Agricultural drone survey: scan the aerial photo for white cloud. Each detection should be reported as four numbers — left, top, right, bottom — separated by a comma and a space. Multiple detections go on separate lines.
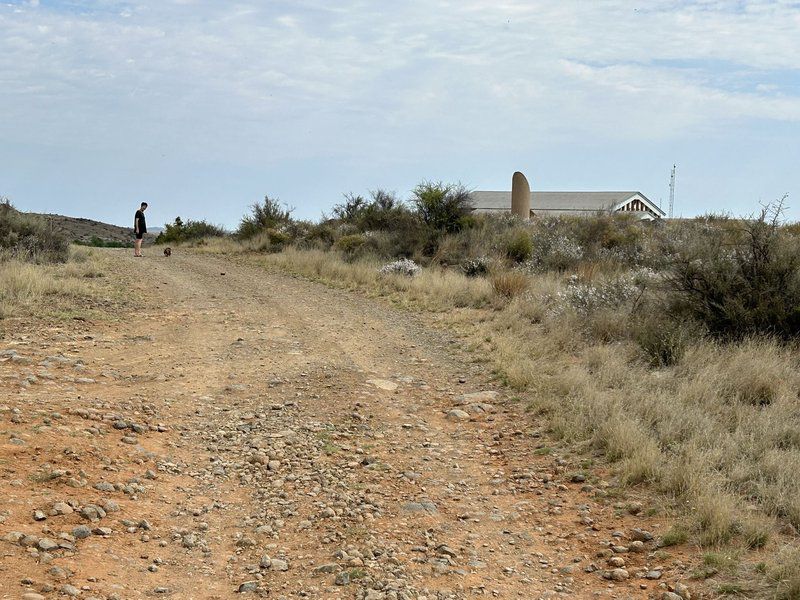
1, 0, 799, 165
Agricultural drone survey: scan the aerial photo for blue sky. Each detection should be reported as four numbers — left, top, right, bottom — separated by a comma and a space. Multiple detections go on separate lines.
1, 0, 799, 229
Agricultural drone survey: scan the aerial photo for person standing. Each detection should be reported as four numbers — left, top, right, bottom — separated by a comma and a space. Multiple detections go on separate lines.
134, 202, 148, 257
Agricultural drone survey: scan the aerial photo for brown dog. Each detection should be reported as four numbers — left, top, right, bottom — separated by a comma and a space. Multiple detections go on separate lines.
163, 247, 172, 257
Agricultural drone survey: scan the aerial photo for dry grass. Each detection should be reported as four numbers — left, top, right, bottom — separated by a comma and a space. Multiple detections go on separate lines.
490, 270, 529, 299
0, 246, 105, 319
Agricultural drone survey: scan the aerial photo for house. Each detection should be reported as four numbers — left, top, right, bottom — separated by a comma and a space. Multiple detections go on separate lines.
469, 190, 665, 221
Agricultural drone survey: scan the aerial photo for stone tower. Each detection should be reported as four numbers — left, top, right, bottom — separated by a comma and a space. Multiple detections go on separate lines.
511, 171, 531, 219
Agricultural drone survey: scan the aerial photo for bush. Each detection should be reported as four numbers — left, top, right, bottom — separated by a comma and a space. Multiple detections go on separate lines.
0, 199, 69, 263
665, 201, 800, 341
491, 271, 529, 299
503, 229, 533, 263
524, 220, 584, 272
335, 234, 367, 258
411, 182, 473, 233
378, 258, 421, 277
634, 311, 696, 367
74, 236, 131, 248
331, 193, 368, 223
461, 256, 491, 278
155, 216, 227, 244
238, 196, 293, 239
558, 274, 641, 315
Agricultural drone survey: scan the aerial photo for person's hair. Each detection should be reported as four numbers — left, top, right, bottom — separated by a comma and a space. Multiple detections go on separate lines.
141, 202, 148, 208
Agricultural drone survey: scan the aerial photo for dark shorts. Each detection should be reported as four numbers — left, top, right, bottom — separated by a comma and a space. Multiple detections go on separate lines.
135, 232, 144, 240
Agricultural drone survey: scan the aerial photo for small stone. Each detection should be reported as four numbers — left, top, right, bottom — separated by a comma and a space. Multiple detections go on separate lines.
662, 594, 683, 600
605, 568, 629, 581
608, 556, 625, 568
23, 594, 46, 600
238, 581, 258, 593
52, 502, 74, 516
270, 558, 288, 571
314, 564, 339, 574
630, 528, 654, 542
335, 571, 350, 586
61, 584, 81, 597
48, 566, 69, 580
38, 538, 59, 551
121, 436, 138, 445
646, 570, 663, 580
94, 482, 115, 492
73, 525, 92, 540
446, 409, 470, 422
672, 582, 691, 600
259, 555, 271, 569
33, 510, 47, 521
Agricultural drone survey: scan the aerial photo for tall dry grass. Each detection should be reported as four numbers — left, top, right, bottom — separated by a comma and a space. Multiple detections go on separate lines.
0, 246, 105, 319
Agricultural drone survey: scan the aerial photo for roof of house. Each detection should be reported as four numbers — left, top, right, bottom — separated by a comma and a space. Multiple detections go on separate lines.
469, 191, 665, 216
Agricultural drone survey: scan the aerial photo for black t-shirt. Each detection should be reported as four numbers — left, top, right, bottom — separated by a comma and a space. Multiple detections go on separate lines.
134, 210, 147, 233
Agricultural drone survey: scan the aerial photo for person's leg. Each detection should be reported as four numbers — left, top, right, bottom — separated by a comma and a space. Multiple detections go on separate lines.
134, 239, 142, 256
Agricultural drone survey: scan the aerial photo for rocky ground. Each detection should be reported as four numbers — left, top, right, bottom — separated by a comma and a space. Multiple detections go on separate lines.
1, 251, 701, 599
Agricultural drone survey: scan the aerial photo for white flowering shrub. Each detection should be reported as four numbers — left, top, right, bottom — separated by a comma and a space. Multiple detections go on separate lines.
520, 223, 584, 272
558, 274, 643, 315
461, 256, 491, 277
378, 258, 421, 277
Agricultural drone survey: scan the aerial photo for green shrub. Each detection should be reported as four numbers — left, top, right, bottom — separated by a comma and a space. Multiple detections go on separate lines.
74, 236, 131, 248
503, 229, 533, 263
331, 193, 367, 223
238, 195, 293, 239
155, 216, 227, 244
665, 201, 800, 341
0, 199, 69, 263
411, 182, 473, 233
634, 310, 696, 367
335, 234, 367, 257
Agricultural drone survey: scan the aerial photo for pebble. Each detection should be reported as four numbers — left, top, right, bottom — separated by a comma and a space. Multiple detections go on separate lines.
445, 409, 470, 422
61, 584, 81, 596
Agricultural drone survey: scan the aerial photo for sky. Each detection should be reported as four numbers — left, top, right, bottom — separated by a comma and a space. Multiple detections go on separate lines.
1, 0, 800, 229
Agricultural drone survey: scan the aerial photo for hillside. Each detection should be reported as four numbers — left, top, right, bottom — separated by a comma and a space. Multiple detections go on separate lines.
33, 212, 156, 246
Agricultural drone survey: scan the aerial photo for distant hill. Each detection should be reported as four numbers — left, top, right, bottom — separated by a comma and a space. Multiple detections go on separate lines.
32, 213, 156, 246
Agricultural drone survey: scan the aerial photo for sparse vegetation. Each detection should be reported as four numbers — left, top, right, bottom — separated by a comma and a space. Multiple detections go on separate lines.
155, 216, 226, 244
0, 199, 70, 263
237, 195, 294, 239
0, 246, 106, 320
135, 186, 800, 596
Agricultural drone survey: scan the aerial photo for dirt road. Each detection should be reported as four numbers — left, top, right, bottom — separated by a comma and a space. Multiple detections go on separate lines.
1, 251, 691, 599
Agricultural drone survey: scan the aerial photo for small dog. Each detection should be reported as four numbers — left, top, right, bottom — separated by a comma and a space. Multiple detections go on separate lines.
163, 247, 172, 257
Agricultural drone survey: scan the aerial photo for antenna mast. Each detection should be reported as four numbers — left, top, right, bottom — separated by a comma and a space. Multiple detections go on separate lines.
668, 164, 676, 219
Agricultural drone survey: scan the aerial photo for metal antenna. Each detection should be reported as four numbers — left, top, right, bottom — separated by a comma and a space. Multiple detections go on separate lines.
668, 164, 676, 219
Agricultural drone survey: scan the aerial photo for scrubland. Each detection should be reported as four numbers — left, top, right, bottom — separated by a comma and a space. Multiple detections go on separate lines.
172, 188, 800, 597
1, 201, 107, 321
